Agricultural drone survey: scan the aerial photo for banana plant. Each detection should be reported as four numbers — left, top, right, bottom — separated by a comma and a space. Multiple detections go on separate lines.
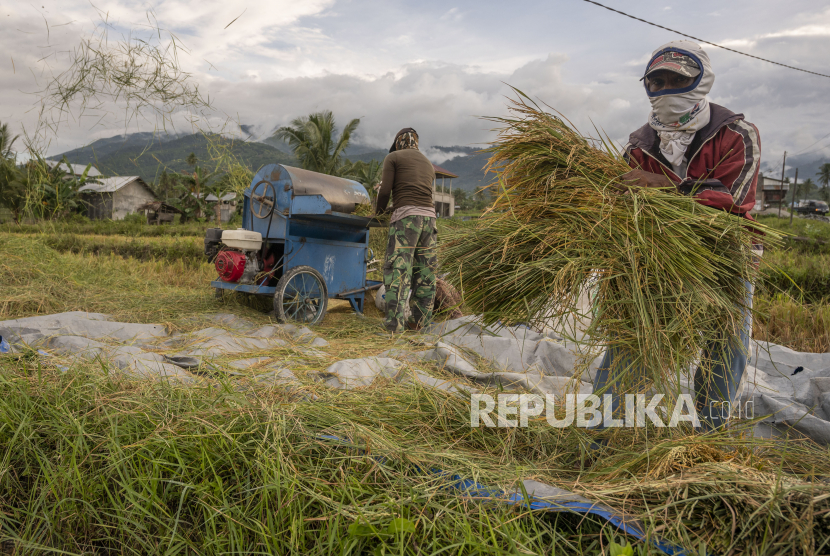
0, 158, 27, 223
30, 155, 93, 219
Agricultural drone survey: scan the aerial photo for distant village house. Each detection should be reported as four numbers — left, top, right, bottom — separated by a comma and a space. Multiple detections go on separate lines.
433, 164, 457, 218
207, 192, 238, 223
79, 176, 157, 220
754, 173, 789, 210
137, 201, 183, 225
192, 192, 238, 223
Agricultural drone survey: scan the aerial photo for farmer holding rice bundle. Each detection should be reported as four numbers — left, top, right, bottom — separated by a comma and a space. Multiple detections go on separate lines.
375, 128, 438, 333
595, 40, 762, 430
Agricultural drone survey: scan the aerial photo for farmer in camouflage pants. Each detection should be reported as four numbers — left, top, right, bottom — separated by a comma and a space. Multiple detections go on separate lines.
375, 128, 438, 333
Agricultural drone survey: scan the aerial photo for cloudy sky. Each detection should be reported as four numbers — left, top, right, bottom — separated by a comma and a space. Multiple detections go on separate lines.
1, 0, 828, 168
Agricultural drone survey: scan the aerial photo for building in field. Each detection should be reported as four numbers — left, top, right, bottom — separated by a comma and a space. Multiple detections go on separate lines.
191, 192, 239, 222
432, 164, 457, 217
137, 201, 184, 225
755, 173, 789, 210
79, 176, 157, 220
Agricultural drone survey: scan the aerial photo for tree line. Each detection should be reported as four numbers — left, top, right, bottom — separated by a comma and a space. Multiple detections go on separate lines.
787, 164, 830, 204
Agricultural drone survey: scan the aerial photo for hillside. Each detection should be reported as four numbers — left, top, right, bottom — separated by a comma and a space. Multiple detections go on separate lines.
53, 131, 183, 164
53, 132, 493, 191
431, 146, 493, 192
53, 133, 296, 183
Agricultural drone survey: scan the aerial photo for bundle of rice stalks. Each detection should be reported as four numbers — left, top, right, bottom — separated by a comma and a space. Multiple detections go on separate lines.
442, 92, 781, 390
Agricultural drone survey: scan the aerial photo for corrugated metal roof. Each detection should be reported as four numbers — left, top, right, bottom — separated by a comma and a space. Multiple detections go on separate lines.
206, 192, 237, 202
760, 175, 790, 191
193, 192, 238, 202
45, 159, 102, 177
79, 176, 144, 193
432, 163, 458, 179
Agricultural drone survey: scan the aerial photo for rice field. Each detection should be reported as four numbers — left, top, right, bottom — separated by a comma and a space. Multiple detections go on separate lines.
0, 217, 219, 238
1, 222, 830, 555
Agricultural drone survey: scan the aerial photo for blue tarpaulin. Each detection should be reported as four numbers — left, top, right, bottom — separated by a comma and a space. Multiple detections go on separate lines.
316, 434, 690, 555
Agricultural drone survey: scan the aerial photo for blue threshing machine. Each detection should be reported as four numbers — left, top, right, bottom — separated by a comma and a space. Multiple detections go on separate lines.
204, 164, 383, 325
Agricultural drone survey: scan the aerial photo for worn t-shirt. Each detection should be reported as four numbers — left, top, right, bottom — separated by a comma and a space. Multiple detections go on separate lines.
376, 148, 435, 213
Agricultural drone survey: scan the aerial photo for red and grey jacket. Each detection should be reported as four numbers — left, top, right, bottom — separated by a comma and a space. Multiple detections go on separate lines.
624, 103, 761, 219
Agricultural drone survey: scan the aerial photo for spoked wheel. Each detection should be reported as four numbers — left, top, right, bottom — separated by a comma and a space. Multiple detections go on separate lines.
273, 266, 328, 325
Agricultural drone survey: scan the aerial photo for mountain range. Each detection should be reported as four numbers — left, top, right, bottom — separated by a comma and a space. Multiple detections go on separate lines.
51, 132, 295, 183
51, 130, 829, 193
51, 133, 493, 191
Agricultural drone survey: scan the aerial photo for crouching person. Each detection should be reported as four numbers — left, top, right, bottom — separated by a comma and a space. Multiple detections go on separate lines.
375, 128, 438, 333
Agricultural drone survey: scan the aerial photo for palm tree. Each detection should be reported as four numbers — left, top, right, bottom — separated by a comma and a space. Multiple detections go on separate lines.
274, 111, 360, 176
186, 152, 198, 167
816, 164, 830, 203
0, 122, 19, 160
344, 159, 382, 189
799, 178, 817, 199
341, 159, 383, 208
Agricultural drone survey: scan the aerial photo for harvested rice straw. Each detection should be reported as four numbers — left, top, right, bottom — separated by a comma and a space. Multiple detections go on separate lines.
441, 91, 781, 394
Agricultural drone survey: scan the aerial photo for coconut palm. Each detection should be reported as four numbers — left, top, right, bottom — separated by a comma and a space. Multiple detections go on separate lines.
0, 122, 19, 160
274, 111, 360, 176
344, 159, 382, 189
799, 178, 817, 199
817, 163, 830, 188
816, 164, 830, 203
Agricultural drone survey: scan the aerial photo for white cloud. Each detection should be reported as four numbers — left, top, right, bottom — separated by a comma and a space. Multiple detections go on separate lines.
719, 8, 830, 48
423, 149, 469, 164
0, 0, 828, 167
610, 99, 631, 111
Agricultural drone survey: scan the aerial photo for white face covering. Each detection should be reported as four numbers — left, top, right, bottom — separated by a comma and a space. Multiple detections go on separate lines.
645, 41, 715, 169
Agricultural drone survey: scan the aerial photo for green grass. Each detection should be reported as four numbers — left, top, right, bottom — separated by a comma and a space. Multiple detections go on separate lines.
0, 234, 214, 323
755, 215, 830, 255
7, 217, 830, 352
2, 342, 829, 554
756, 214, 830, 243
1, 360, 612, 555
760, 249, 830, 302
0, 218, 212, 238
34, 233, 206, 267
2, 231, 830, 555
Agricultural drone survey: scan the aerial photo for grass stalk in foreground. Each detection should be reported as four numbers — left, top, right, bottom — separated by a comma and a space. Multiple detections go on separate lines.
0, 357, 828, 555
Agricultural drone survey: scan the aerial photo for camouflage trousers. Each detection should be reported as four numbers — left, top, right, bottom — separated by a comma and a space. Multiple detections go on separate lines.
383, 215, 437, 333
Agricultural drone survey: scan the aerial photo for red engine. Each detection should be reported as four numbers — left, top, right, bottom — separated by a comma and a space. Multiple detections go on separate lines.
215, 251, 246, 282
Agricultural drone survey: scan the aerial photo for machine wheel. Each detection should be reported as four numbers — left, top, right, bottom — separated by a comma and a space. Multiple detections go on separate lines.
250, 179, 276, 220
273, 266, 328, 325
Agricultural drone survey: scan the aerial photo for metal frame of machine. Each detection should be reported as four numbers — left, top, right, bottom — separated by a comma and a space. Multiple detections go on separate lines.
205, 164, 382, 324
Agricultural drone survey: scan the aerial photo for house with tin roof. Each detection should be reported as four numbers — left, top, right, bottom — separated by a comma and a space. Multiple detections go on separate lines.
433, 163, 458, 217
78, 176, 157, 220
